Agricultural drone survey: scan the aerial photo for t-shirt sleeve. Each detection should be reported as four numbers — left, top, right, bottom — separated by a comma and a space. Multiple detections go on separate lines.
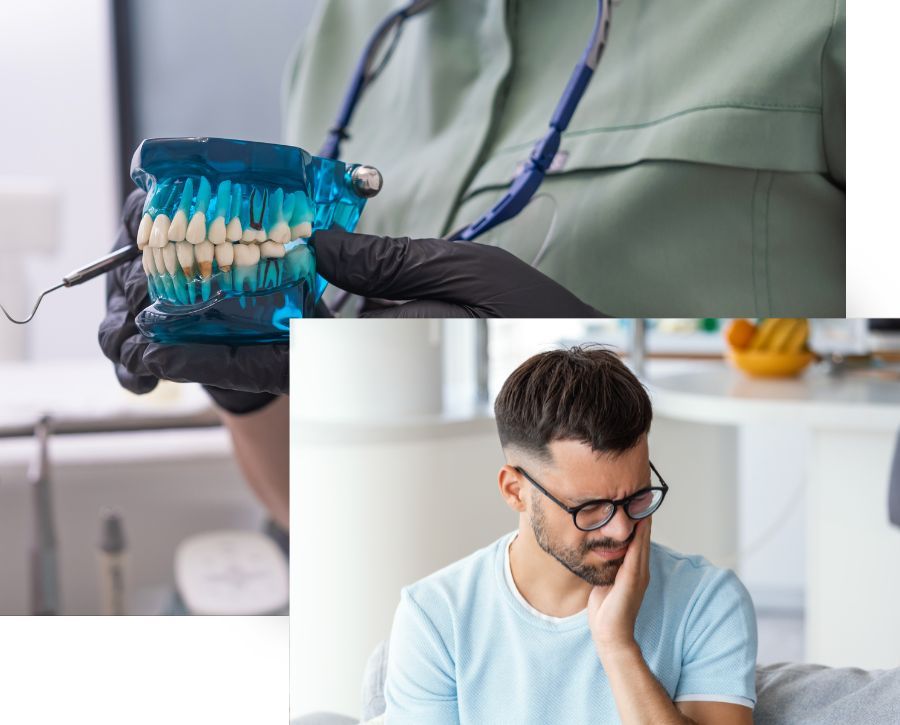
384, 589, 460, 725
674, 569, 758, 708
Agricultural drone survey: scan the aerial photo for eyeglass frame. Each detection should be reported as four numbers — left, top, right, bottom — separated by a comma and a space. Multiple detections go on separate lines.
514, 460, 669, 532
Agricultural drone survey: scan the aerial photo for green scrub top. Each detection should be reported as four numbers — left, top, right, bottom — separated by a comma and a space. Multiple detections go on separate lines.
283, 0, 845, 317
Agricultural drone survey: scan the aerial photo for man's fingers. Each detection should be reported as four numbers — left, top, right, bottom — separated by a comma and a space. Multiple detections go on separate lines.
636, 518, 651, 581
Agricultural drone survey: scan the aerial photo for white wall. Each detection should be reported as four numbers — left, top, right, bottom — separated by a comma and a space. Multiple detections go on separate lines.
737, 425, 807, 610
0, 0, 120, 361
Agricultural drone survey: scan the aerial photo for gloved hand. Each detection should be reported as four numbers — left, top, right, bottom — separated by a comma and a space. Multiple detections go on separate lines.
97, 189, 287, 411
311, 228, 605, 318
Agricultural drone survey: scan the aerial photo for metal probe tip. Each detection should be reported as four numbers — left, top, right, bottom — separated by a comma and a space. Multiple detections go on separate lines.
0, 282, 66, 325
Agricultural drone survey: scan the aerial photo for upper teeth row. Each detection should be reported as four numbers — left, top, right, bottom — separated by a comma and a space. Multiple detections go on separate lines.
135, 178, 315, 251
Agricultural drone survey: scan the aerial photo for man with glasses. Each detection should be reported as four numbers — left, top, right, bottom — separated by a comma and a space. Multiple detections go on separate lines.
384, 346, 756, 724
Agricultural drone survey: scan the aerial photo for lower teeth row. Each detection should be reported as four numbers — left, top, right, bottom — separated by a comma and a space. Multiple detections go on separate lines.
143, 242, 314, 305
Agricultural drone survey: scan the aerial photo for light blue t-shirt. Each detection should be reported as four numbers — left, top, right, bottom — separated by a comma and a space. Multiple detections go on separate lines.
385, 533, 757, 724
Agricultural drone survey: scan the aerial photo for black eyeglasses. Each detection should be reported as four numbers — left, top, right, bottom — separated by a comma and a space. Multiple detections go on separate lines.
515, 461, 669, 532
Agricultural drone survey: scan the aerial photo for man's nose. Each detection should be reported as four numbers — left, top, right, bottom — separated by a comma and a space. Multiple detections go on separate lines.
602, 505, 635, 544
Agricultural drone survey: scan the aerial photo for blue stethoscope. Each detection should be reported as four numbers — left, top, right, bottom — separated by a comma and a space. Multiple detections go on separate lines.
320, 0, 613, 243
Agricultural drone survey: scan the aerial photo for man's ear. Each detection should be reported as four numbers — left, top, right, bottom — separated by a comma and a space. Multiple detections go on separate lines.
498, 465, 528, 513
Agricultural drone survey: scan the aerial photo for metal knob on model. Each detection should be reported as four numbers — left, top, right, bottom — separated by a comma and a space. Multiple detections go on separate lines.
350, 165, 383, 198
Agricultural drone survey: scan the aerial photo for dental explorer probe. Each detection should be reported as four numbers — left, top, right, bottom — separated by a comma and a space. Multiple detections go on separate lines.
0, 243, 140, 325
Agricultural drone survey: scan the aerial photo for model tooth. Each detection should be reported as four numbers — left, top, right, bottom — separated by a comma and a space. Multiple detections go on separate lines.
284, 244, 313, 282
161, 242, 178, 276
260, 241, 285, 258
226, 216, 243, 242
233, 242, 260, 293
214, 241, 234, 271
233, 241, 260, 267
241, 186, 269, 243
167, 178, 193, 241
263, 188, 286, 242
186, 176, 212, 244
207, 181, 231, 244
239, 227, 267, 243
136, 213, 153, 249
141, 246, 156, 275
167, 209, 187, 242
176, 241, 195, 278
281, 192, 296, 225
268, 221, 291, 245
225, 183, 243, 242
257, 257, 278, 289
290, 221, 312, 239
194, 240, 214, 279
208, 217, 226, 244
149, 214, 172, 248
152, 247, 165, 277
289, 190, 314, 238
186, 211, 207, 244
159, 274, 176, 301
145, 180, 172, 216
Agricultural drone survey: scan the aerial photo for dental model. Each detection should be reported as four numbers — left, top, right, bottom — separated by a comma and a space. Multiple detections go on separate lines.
129, 136, 380, 344
139, 177, 318, 307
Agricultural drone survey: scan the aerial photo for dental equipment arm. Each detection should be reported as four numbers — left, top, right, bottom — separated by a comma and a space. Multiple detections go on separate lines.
312, 229, 605, 318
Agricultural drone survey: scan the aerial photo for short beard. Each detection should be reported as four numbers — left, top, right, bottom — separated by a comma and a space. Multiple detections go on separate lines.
530, 495, 632, 587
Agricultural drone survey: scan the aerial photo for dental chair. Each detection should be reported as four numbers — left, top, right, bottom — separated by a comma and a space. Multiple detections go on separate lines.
292, 638, 900, 725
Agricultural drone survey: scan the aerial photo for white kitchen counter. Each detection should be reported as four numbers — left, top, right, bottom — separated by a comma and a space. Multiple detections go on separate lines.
647, 364, 900, 430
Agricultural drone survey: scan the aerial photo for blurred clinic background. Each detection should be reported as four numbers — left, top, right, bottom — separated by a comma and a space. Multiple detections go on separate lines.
292, 318, 900, 720
0, 0, 314, 614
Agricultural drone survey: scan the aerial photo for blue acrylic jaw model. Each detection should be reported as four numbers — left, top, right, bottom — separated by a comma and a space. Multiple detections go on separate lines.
130, 137, 379, 344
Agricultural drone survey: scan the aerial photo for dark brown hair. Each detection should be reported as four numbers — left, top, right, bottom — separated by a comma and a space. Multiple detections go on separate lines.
494, 345, 652, 460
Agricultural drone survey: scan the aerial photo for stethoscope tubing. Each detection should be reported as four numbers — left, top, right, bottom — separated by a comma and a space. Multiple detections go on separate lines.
322, 0, 611, 245
321, 0, 611, 313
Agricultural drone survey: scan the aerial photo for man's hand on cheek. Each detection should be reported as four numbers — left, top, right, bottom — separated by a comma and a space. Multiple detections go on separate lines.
587, 517, 652, 659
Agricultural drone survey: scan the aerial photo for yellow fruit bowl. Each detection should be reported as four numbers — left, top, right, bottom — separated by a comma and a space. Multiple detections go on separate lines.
727, 348, 816, 378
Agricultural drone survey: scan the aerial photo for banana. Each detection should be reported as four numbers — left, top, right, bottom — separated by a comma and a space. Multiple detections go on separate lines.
748, 318, 782, 351
781, 319, 809, 354
767, 319, 800, 353
748, 318, 809, 353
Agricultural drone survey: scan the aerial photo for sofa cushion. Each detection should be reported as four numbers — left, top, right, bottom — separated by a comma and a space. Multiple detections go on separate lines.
360, 639, 900, 723
754, 662, 900, 725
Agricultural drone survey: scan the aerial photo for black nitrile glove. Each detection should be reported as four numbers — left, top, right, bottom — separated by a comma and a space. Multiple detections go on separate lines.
97, 189, 287, 411
311, 228, 605, 318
